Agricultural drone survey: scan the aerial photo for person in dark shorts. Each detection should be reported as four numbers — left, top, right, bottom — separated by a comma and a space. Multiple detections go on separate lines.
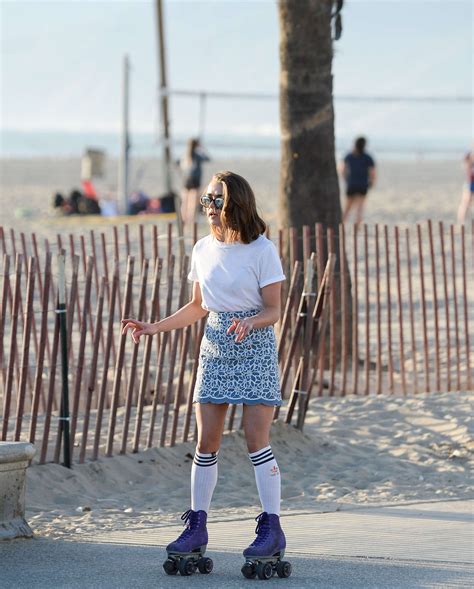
341, 137, 376, 225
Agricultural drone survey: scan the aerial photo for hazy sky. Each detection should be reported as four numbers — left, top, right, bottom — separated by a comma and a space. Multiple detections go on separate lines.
1, 0, 472, 144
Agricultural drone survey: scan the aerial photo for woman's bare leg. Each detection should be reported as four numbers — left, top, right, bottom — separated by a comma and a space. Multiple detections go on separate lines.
195, 402, 229, 453
457, 187, 473, 224
241, 404, 274, 452
354, 196, 366, 225
343, 197, 355, 222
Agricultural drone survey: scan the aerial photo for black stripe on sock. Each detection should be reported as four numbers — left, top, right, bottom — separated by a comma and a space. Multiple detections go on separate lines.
249, 447, 272, 461
194, 452, 218, 467
194, 458, 217, 467
194, 451, 217, 459
250, 450, 273, 465
252, 455, 275, 467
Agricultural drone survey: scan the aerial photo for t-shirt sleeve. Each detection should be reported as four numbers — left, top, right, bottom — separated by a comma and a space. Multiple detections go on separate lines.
188, 244, 199, 282
258, 242, 286, 288
367, 154, 375, 167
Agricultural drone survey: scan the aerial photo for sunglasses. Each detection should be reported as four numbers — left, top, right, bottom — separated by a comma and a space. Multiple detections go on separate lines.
200, 194, 224, 209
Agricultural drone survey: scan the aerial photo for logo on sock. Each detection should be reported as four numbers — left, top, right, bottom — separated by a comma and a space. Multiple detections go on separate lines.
270, 465, 279, 476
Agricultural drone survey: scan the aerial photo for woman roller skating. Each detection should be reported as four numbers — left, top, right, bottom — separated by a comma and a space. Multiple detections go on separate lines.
122, 171, 291, 580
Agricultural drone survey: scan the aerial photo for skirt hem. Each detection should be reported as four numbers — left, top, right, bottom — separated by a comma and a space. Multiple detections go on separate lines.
194, 397, 282, 407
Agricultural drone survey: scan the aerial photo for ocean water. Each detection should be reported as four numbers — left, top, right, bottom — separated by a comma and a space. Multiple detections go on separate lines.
0, 129, 467, 161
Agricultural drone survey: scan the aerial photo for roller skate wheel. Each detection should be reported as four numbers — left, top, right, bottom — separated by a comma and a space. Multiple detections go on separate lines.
197, 556, 213, 574
163, 558, 178, 575
178, 557, 196, 576
257, 561, 273, 580
276, 560, 292, 578
241, 561, 257, 579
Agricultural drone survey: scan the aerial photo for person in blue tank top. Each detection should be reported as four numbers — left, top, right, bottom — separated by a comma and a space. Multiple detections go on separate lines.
341, 136, 376, 225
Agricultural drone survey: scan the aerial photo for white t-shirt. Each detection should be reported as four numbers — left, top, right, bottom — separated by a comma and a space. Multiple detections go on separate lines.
188, 234, 286, 312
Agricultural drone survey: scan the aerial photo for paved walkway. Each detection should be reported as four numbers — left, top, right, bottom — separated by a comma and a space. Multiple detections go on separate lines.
1, 500, 472, 588
83, 499, 473, 564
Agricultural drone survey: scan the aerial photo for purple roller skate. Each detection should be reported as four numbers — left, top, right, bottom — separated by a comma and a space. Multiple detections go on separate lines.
163, 509, 213, 576
241, 512, 292, 580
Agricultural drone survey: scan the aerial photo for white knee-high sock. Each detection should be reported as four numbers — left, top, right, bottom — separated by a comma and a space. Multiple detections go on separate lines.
191, 450, 218, 513
249, 445, 281, 515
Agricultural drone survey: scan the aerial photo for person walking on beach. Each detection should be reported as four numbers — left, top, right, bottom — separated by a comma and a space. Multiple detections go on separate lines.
179, 138, 210, 227
457, 149, 473, 223
122, 171, 289, 578
341, 136, 376, 225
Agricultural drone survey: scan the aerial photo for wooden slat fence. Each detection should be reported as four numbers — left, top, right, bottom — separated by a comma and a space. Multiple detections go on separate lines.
0, 220, 472, 464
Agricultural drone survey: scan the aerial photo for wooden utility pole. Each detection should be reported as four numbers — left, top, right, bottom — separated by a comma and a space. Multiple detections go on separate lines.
155, 0, 184, 255
118, 54, 130, 215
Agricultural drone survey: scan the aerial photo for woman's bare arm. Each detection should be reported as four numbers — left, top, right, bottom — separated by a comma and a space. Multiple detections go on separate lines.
153, 281, 208, 333
122, 281, 207, 343
338, 160, 347, 177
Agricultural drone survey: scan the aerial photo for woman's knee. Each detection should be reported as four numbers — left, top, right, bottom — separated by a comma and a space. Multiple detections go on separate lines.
245, 436, 270, 454
196, 437, 221, 454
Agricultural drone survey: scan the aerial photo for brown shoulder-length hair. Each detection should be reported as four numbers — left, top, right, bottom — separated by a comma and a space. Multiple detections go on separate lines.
210, 171, 266, 244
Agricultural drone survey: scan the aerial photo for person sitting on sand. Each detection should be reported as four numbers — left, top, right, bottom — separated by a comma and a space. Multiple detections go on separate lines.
52, 188, 101, 216
80, 180, 101, 215
51, 189, 83, 215
341, 136, 376, 225
127, 191, 149, 215
52, 192, 71, 215
122, 171, 290, 577
68, 189, 83, 214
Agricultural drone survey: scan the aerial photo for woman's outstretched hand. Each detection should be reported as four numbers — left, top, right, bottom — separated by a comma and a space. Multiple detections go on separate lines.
227, 317, 254, 343
121, 318, 158, 344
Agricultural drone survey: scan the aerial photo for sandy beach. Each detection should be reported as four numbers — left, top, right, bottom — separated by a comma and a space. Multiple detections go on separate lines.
0, 156, 468, 234
25, 391, 472, 540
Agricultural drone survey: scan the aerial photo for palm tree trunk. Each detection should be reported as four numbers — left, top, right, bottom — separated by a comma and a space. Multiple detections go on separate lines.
278, 0, 341, 233
278, 0, 352, 371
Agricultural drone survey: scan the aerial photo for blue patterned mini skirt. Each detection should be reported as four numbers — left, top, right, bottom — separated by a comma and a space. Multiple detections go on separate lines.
194, 310, 282, 406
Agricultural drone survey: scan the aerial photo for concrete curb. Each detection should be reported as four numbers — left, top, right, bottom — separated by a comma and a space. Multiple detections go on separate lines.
0, 442, 36, 540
